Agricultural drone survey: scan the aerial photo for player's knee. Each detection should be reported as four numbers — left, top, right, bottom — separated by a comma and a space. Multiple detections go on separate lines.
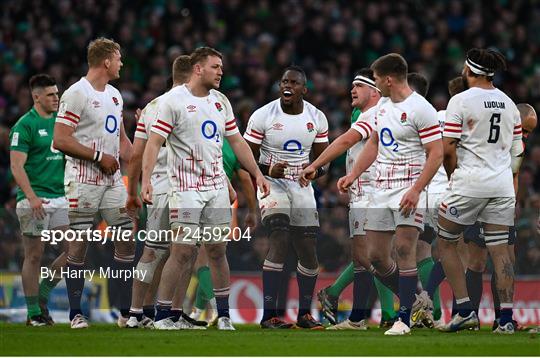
205, 243, 227, 261
395, 240, 414, 260
437, 224, 461, 243
136, 248, 167, 284
468, 258, 486, 273
24, 252, 42, 266
264, 214, 290, 236
170, 244, 197, 265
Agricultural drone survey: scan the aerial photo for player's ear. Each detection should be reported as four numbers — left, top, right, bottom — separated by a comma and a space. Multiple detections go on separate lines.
302, 86, 307, 95
104, 58, 110, 69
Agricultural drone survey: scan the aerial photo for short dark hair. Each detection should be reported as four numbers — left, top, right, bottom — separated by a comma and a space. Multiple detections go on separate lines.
190, 47, 222, 66
466, 48, 506, 81
354, 68, 375, 81
29, 74, 56, 91
370, 53, 408, 81
172, 55, 192, 84
407, 72, 429, 97
448, 76, 465, 97
283, 65, 307, 84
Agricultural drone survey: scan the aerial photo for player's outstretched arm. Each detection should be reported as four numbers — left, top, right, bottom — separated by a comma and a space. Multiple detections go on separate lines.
125, 137, 146, 217
442, 137, 459, 179
300, 129, 362, 186
337, 132, 378, 193
236, 168, 258, 229
119, 120, 133, 163
227, 132, 270, 198
10, 151, 46, 220
141, 132, 165, 204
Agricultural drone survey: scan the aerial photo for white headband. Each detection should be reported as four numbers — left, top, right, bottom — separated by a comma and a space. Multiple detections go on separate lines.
352, 75, 381, 92
465, 58, 495, 77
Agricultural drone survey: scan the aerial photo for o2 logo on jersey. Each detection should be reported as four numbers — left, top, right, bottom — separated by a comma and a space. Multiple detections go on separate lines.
104, 115, 119, 135
201, 120, 220, 143
380, 127, 399, 152
283, 139, 304, 155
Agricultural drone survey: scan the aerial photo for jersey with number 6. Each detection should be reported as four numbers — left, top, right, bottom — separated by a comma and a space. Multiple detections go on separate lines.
135, 93, 168, 195
444, 87, 521, 198
150, 85, 239, 192
56, 77, 123, 186
374, 92, 440, 189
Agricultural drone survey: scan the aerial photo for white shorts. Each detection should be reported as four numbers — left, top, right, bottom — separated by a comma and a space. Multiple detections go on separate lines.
364, 186, 426, 232
349, 194, 371, 237
65, 181, 130, 230
439, 192, 515, 226
425, 190, 447, 229
16, 196, 69, 236
145, 193, 170, 249
168, 187, 231, 245
258, 177, 319, 227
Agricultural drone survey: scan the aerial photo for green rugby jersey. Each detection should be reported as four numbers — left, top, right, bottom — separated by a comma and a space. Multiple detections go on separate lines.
351, 107, 361, 124
222, 137, 240, 181
9, 108, 65, 202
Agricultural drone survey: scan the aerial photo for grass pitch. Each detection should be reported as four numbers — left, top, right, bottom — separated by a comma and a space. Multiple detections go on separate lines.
1, 323, 539, 356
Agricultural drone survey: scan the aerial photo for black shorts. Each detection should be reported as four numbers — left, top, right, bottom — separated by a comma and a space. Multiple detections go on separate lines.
463, 223, 515, 247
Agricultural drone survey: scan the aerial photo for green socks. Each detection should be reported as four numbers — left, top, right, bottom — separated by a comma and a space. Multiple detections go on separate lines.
374, 277, 397, 321
25, 296, 41, 317
194, 266, 215, 310
326, 263, 354, 297
38, 278, 59, 305
417, 257, 441, 320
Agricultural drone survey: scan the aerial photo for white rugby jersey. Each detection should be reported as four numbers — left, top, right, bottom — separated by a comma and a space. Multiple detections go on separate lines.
428, 110, 449, 194
444, 87, 521, 198
56, 77, 123, 186
373, 92, 440, 189
347, 106, 377, 200
150, 85, 239, 192
244, 99, 329, 180
135, 94, 168, 195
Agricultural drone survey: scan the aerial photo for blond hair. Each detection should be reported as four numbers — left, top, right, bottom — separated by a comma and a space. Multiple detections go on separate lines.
87, 37, 121, 68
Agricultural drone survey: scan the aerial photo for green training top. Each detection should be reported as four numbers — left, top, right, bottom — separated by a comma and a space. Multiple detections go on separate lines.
222, 137, 240, 180
9, 107, 65, 202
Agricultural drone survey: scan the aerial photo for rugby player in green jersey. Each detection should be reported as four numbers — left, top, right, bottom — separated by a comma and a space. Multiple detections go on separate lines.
9, 74, 68, 326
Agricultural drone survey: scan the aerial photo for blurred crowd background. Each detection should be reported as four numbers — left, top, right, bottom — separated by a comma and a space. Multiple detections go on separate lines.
0, 0, 539, 275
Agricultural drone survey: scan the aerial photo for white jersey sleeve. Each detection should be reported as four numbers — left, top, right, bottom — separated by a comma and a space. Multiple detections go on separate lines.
56, 88, 85, 128
151, 101, 175, 139
443, 96, 463, 138
415, 104, 441, 145
244, 109, 266, 144
314, 110, 329, 143
217, 92, 239, 137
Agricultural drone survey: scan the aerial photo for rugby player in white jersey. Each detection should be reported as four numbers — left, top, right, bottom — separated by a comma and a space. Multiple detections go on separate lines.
300, 68, 380, 330
141, 47, 269, 331
338, 54, 443, 335
244, 66, 329, 330
461, 103, 536, 331
53, 38, 135, 329
436, 48, 522, 333
125, 55, 207, 329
